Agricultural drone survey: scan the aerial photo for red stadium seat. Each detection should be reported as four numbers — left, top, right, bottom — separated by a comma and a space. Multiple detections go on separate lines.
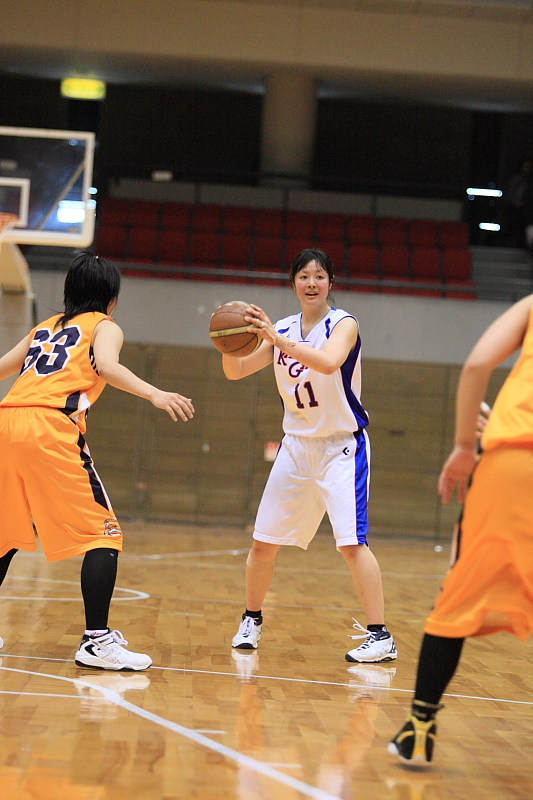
377, 218, 407, 245
129, 200, 160, 228
221, 234, 251, 267
223, 206, 253, 234
347, 245, 378, 275
99, 198, 131, 226
411, 247, 441, 281
285, 238, 311, 265
442, 248, 472, 281
315, 240, 346, 272
345, 216, 376, 245
439, 221, 469, 248
95, 225, 128, 259
409, 219, 437, 248
192, 204, 222, 232
127, 227, 159, 261
253, 236, 283, 268
380, 245, 409, 277
190, 231, 221, 264
315, 213, 345, 241
286, 210, 315, 238
158, 230, 188, 263
161, 202, 192, 230
254, 209, 284, 237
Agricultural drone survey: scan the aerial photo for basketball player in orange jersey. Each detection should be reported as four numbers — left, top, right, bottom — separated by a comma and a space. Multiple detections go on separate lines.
389, 292, 533, 765
222, 249, 396, 663
0, 252, 194, 670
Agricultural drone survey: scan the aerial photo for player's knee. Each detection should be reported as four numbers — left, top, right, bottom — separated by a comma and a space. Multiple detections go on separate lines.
248, 540, 278, 566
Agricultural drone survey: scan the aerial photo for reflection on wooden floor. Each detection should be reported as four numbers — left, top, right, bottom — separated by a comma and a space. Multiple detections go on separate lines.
1, 522, 533, 799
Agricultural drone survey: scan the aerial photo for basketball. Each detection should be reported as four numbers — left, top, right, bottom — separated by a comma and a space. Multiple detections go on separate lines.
209, 301, 261, 357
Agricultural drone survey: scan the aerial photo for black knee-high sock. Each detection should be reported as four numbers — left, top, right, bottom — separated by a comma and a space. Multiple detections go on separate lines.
81, 548, 118, 631
414, 633, 464, 707
0, 549, 17, 586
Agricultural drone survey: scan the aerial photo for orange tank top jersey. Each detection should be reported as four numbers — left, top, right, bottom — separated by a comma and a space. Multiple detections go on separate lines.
482, 304, 533, 451
0, 312, 110, 433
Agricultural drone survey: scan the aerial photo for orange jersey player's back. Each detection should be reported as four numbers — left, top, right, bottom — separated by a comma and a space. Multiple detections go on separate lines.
482, 303, 533, 451
0, 312, 111, 433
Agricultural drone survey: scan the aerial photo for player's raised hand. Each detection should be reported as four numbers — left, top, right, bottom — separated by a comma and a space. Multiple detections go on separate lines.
149, 389, 194, 422
245, 303, 276, 344
438, 445, 477, 504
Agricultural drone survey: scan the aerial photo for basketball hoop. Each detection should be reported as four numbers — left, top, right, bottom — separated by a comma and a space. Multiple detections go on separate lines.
0, 212, 18, 246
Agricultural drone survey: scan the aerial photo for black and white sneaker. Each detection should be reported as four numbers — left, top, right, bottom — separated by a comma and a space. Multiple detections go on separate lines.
345, 619, 397, 663
232, 615, 262, 649
75, 630, 152, 671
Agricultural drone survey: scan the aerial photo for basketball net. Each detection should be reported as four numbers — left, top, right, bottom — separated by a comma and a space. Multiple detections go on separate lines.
0, 213, 18, 248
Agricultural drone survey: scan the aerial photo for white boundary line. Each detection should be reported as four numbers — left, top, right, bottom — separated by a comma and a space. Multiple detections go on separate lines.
2, 577, 149, 602
2, 654, 533, 708
120, 548, 250, 561
0, 665, 343, 800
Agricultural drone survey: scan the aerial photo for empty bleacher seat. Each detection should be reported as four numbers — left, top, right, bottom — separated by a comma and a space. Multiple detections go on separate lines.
408, 219, 438, 248
377, 218, 408, 246
99, 198, 130, 226
223, 206, 253, 234
442, 249, 475, 299
286, 238, 311, 266
347, 245, 378, 275
192, 204, 222, 232
127, 227, 159, 261
221, 234, 251, 267
254, 208, 284, 237
411, 247, 442, 296
380, 245, 409, 277
439, 221, 469, 249
96, 225, 128, 259
345, 216, 376, 245
158, 230, 188, 263
286, 210, 315, 238
161, 202, 192, 230
129, 200, 160, 228
190, 231, 221, 264
253, 235, 283, 269
315, 213, 345, 241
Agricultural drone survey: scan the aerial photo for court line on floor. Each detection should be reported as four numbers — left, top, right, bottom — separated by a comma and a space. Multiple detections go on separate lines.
2, 655, 532, 708
2, 577, 149, 601
120, 548, 250, 560
0, 665, 343, 800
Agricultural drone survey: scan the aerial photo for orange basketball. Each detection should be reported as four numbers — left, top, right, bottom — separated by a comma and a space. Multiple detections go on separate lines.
209, 301, 261, 357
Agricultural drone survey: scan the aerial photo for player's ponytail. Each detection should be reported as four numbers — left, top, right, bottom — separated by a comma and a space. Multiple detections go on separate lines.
56, 251, 121, 329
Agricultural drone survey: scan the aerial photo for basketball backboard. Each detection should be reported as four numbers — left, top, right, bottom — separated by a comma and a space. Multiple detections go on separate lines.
0, 126, 95, 247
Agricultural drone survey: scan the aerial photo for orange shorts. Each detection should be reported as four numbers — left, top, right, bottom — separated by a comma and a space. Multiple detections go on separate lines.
425, 446, 533, 641
0, 406, 122, 562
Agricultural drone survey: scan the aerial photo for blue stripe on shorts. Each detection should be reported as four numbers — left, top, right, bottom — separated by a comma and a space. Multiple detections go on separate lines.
354, 429, 370, 544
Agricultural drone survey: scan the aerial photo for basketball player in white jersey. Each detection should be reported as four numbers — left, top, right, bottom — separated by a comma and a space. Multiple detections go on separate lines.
222, 249, 396, 663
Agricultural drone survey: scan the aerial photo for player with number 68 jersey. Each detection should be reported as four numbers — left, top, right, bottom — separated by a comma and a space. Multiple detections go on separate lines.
222, 248, 395, 664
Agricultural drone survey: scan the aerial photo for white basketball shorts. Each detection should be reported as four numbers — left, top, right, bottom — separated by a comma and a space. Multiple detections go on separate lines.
253, 429, 370, 550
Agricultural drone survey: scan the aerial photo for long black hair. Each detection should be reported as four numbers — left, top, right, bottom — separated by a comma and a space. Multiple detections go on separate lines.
289, 248, 334, 285
56, 251, 121, 329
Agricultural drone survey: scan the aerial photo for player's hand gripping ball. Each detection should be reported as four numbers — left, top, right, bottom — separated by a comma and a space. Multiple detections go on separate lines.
209, 301, 261, 357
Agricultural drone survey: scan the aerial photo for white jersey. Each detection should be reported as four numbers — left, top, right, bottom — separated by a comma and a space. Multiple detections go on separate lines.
273, 308, 369, 437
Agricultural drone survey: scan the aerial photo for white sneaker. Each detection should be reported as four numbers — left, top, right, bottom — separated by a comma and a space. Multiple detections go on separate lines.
345, 620, 397, 663
75, 629, 152, 671
0, 636, 3, 649
232, 615, 262, 649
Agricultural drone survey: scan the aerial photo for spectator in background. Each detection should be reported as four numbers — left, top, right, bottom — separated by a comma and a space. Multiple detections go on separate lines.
502, 157, 533, 249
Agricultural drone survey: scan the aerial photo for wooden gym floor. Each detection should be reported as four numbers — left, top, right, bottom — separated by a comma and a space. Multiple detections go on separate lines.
0, 522, 532, 800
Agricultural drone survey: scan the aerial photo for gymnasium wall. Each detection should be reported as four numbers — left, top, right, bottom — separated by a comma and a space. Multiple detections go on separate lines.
26, 270, 510, 538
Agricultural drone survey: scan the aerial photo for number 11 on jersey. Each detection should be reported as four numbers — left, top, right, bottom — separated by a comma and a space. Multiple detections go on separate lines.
294, 381, 319, 409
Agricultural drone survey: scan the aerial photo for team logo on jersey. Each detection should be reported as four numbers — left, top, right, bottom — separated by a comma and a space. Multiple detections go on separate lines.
103, 517, 122, 537
277, 351, 307, 377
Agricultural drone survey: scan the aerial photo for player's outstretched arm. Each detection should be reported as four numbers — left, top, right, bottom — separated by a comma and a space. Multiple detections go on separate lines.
92, 320, 194, 422
0, 335, 30, 382
222, 338, 274, 380
439, 293, 533, 503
